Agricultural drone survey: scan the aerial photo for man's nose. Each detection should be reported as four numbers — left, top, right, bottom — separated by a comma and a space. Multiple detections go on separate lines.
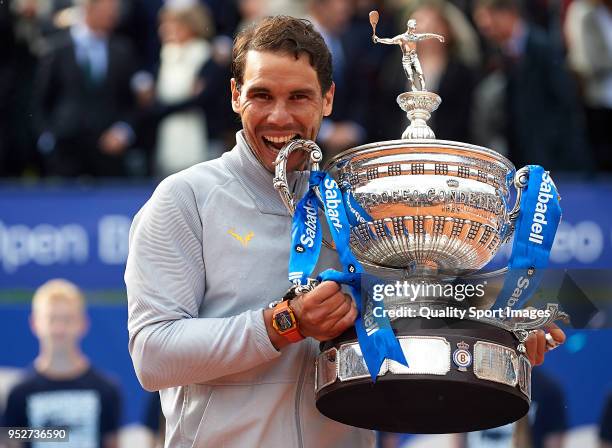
267, 100, 293, 127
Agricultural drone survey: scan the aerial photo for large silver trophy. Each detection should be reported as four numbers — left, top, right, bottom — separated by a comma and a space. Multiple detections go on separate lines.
273, 12, 567, 433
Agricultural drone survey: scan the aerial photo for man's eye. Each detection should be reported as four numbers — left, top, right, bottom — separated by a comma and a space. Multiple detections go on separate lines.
290, 94, 308, 100
253, 93, 272, 100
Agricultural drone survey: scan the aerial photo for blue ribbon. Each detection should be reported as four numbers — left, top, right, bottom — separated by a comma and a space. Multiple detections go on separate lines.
492, 165, 562, 316
314, 171, 363, 274
341, 181, 373, 226
288, 170, 407, 380
289, 189, 322, 286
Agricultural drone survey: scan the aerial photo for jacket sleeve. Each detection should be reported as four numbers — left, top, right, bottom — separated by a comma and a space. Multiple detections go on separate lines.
125, 176, 281, 391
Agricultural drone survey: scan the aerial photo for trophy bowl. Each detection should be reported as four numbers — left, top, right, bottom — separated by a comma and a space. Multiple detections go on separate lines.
324, 138, 516, 274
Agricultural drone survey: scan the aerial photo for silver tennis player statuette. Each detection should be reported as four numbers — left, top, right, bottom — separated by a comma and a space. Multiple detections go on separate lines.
370, 10, 445, 139
370, 13, 444, 91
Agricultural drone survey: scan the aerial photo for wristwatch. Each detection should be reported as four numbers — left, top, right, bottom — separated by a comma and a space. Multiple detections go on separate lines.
271, 300, 304, 343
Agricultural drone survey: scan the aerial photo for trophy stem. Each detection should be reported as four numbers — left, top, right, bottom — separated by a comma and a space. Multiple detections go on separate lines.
397, 91, 441, 139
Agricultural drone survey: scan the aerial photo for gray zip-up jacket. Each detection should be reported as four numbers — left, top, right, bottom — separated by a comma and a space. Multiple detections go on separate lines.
125, 131, 375, 448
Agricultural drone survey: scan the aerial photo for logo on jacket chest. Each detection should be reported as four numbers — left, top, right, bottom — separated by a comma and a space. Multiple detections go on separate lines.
227, 228, 255, 247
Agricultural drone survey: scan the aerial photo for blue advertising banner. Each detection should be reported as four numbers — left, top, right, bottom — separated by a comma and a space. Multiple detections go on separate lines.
0, 183, 154, 289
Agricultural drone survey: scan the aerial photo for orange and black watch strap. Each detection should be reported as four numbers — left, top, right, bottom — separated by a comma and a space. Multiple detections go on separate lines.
272, 300, 304, 343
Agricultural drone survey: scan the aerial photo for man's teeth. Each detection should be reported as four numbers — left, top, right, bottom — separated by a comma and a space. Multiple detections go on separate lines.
263, 134, 297, 144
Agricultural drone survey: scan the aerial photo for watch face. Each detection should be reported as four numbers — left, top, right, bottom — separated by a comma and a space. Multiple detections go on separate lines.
274, 310, 294, 332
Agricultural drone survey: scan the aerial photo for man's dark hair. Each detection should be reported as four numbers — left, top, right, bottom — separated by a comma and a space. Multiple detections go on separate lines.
232, 16, 333, 94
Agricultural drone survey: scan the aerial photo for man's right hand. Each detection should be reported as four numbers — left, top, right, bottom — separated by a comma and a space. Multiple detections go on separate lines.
290, 281, 358, 341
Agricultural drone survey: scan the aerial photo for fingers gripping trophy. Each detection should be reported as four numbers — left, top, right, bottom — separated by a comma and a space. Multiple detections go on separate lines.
273, 10, 568, 434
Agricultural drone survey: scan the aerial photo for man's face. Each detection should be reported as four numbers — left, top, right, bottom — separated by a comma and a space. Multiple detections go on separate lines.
87, 0, 120, 34
473, 6, 515, 45
31, 300, 87, 351
159, 15, 194, 44
231, 50, 334, 172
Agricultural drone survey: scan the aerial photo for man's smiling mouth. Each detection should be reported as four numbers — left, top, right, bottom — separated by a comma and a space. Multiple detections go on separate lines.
262, 133, 301, 150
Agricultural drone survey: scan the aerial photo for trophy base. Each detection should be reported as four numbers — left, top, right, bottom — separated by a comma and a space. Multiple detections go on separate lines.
315, 318, 531, 433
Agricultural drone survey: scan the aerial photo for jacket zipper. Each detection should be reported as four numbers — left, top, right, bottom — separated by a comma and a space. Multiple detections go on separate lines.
294, 342, 311, 448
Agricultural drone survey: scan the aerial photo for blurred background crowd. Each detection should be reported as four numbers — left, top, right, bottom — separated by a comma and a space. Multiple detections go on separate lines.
0, 0, 610, 179
1, 0, 612, 447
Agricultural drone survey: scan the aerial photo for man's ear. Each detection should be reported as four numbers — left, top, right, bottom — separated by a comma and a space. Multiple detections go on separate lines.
323, 81, 335, 117
230, 78, 241, 113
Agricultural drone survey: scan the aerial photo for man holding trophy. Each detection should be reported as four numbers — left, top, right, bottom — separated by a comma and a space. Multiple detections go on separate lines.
126, 13, 565, 448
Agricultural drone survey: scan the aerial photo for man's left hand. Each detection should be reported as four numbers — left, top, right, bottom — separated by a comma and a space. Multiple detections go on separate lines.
524, 323, 566, 366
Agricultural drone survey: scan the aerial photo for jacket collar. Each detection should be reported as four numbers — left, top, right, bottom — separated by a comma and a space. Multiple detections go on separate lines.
224, 131, 309, 216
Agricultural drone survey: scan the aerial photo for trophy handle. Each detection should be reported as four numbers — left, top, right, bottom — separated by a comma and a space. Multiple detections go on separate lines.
510, 304, 570, 354
510, 304, 570, 333
273, 139, 335, 251
273, 139, 322, 214
507, 166, 530, 233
